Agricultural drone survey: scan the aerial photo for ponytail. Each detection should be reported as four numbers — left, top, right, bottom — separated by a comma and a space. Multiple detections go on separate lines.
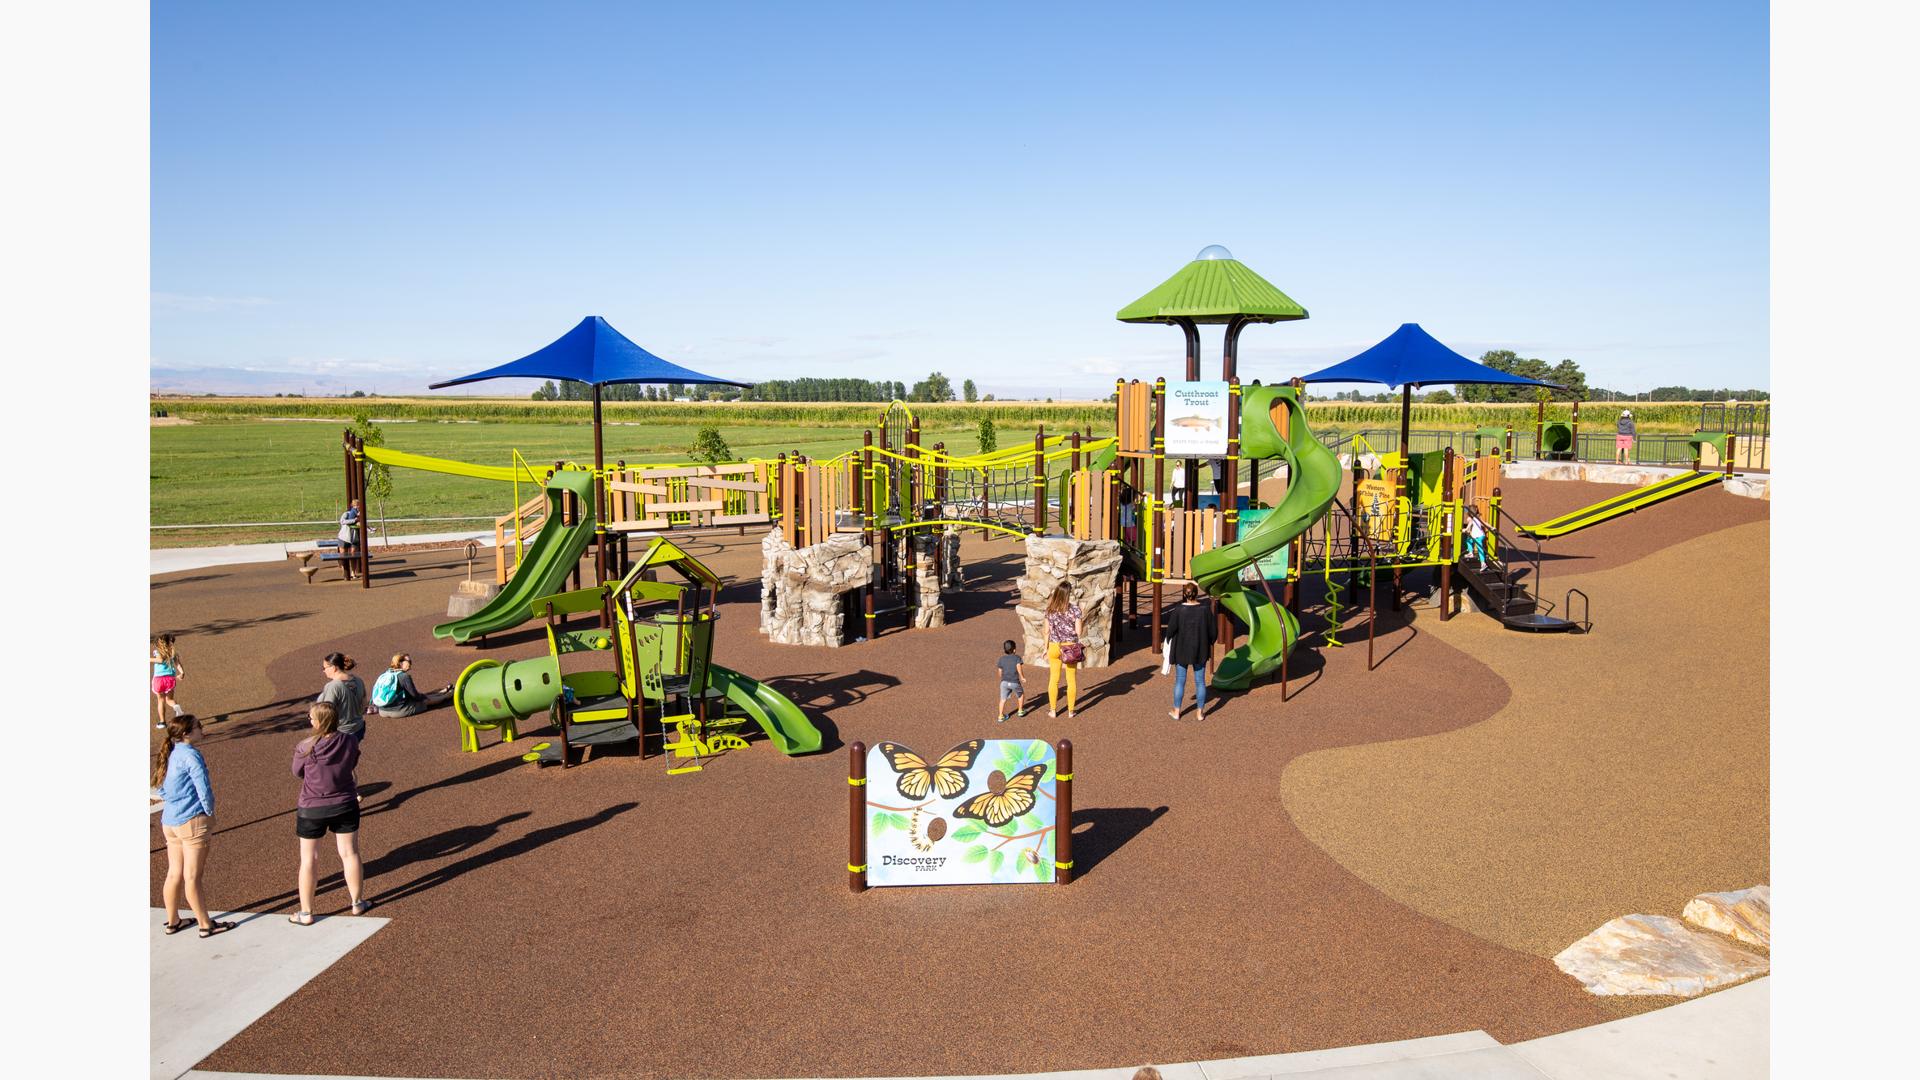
323, 652, 355, 673
150, 713, 196, 789
154, 633, 177, 665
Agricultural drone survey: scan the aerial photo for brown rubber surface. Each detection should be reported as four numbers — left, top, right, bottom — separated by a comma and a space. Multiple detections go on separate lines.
149, 479, 1765, 1078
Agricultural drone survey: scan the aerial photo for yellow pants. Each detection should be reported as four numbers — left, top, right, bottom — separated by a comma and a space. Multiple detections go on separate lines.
1046, 642, 1078, 713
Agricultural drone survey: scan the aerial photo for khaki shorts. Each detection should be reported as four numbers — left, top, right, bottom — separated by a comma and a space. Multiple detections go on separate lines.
162, 814, 212, 851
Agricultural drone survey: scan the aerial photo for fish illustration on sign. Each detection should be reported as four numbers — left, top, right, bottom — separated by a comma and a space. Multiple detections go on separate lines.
1169, 415, 1222, 431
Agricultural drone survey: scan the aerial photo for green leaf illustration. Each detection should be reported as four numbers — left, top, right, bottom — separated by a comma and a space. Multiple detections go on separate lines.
1032, 852, 1050, 882
870, 811, 887, 833
965, 844, 990, 864
989, 849, 1005, 874
886, 812, 910, 830
1019, 813, 1042, 832
951, 823, 982, 842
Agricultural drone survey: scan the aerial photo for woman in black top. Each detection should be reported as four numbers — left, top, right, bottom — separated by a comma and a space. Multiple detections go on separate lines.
1167, 582, 1215, 718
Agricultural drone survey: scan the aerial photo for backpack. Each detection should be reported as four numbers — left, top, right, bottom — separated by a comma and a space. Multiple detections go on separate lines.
370, 669, 402, 708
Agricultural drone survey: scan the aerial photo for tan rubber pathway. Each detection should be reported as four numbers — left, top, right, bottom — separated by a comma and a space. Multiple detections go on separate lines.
1280, 518, 1769, 958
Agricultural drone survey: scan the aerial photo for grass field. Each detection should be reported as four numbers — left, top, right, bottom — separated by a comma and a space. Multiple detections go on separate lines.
150, 398, 1737, 547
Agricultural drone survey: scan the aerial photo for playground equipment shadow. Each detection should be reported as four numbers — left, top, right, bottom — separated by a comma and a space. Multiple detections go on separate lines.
149, 477, 1767, 1079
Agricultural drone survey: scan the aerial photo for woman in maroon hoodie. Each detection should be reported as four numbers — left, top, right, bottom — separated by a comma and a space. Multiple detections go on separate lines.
289, 702, 369, 923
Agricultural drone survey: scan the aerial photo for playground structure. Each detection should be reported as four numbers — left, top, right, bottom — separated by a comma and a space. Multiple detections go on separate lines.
316, 258, 1778, 702
451, 536, 820, 768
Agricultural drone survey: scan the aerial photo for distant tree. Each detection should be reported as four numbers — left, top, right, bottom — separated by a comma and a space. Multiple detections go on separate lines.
1547, 359, 1588, 401
348, 389, 367, 398
531, 380, 559, 401
690, 425, 733, 463
1422, 389, 1456, 404
962, 379, 978, 403
977, 417, 998, 454
982, 393, 995, 402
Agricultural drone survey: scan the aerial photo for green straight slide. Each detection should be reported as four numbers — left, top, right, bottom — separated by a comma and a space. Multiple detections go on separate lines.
1517, 470, 1721, 540
1189, 385, 1342, 691
707, 664, 823, 755
434, 470, 598, 644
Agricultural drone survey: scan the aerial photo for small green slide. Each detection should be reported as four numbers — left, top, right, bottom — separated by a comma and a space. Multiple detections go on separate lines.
1517, 470, 1721, 540
708, 665, 823, 754
434, 469, 599, 644
1188, 385, 1342, 691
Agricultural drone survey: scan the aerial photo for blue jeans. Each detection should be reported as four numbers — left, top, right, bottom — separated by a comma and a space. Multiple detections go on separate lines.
1172, 664, 1206, 714
1466, 535, 1487, 564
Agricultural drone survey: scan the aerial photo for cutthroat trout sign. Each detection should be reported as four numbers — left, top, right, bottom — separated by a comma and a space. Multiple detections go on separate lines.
1164, 381, 1230, 457
864, 739, 1059, 887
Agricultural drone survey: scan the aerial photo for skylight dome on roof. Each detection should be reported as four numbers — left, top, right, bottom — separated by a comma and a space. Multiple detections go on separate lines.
1195, 244, 1234, 261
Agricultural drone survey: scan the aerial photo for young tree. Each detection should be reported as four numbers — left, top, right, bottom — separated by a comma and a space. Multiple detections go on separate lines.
977, 416, 998, 454
962, 378, 978, 403
349, 414, 393, 536
689, 425, 733, 463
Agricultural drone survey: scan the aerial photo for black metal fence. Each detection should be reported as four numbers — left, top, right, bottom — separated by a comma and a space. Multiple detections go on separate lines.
1313, 428, 1723, 468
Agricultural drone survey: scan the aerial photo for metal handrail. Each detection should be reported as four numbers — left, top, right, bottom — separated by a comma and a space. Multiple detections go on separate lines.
1479, 519, 1555, 619
1564, 588, 1592, 633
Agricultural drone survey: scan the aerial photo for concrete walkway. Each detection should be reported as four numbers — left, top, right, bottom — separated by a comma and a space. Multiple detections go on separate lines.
174, 975, 1766, 1079
152, 908, 388, 1080
151, 531, 499, 576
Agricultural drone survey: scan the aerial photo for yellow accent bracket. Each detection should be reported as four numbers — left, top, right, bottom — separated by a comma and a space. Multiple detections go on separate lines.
848, 776, 866, 786
1055, 772, 1073, 781
1054, 859, 1074, 869
848, 863, 868, 873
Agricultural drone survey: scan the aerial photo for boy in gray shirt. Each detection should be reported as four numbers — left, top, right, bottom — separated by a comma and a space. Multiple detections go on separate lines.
995, 640, 1027, 723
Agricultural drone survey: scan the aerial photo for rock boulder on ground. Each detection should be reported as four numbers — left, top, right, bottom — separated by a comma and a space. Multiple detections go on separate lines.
1553, 914, 1768, 997
1683, 885, 1770, 947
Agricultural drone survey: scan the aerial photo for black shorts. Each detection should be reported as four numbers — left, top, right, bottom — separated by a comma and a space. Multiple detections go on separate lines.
296, 802, 361, 839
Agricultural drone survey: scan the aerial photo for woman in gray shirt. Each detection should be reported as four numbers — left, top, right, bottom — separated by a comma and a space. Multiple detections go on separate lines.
317, 652, 368, 739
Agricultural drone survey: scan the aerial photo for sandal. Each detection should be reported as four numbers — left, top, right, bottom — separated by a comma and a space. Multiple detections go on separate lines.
162, 918, 190, 935
198, 920, 235, 938
350, 899, 373, 916
288, 912, 314, 926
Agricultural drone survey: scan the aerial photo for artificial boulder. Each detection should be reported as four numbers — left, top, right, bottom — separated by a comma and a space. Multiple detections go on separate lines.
760, 528, 872, 647
1553, 914, 1768, 997
915, 563, 944, 628
1683, 886, 1770, 948
1017, 537, 1122, 667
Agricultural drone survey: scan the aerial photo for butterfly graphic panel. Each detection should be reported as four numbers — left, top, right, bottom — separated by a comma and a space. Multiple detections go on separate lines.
864, 738, 1057, 888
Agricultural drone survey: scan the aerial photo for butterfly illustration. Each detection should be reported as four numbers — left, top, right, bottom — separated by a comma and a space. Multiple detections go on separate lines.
952, 764, 1048, 828
876, 739, 983, 801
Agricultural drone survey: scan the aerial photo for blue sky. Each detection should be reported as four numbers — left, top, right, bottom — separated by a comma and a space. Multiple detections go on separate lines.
152, 1, 1767, 398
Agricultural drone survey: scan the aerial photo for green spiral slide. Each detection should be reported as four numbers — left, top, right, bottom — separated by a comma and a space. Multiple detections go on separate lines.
434, 469, 599, 644
1188, 385, 1342, 691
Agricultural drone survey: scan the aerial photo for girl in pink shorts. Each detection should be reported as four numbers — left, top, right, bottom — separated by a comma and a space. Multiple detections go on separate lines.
152, 632, 184, 729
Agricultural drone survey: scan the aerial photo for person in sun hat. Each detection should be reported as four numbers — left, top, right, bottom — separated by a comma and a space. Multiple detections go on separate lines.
1615, 409, 1636, 463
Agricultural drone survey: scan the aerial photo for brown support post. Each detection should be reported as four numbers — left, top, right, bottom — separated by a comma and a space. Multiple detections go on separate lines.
1070, 429, 1081, 475
340, 434, 355, 581
592, 385, 607, 589
1179, 317, 1200, 512
1032, 426, 1046, 534
1367, 548, 1378, 671
1053, 739, 1074, 885
1399, 383, 1413, 461
1439, 446, 1455, 621
862, 433, 877, 639
1505, 429, 1515, 463
1724, 435, 1736, 478
849, 741, 868, 893
1570, 400, 1582, 461
1534, 400, 1545, 459
355, 436, 370, 588
1150, 378, 1166, 650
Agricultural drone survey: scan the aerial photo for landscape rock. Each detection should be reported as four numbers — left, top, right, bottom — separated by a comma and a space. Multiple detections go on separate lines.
1553, 914, 1768, 997
1016, 537, 1121, 667
760, 528, 871, 647
1683, 885, 1770, 948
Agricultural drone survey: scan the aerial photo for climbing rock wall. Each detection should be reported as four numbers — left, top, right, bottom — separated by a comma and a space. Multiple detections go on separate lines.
760, 528, 872, 647
914, 563, 944, 628
1016, 537, 1121, 667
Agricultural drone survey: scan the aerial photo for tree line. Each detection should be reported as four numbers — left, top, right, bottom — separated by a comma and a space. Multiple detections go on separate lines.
1311, 351, 1765, 405
529, 372, 986, 403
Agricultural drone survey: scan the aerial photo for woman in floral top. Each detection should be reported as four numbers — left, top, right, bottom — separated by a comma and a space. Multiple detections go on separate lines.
1044, 585, 1084, 718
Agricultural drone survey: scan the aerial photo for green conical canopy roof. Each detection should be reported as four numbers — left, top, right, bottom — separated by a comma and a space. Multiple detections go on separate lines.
1116, 246, 1308, 325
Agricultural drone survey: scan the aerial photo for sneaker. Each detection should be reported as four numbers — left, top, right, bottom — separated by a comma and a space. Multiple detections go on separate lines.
996, 713, 1007, 724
